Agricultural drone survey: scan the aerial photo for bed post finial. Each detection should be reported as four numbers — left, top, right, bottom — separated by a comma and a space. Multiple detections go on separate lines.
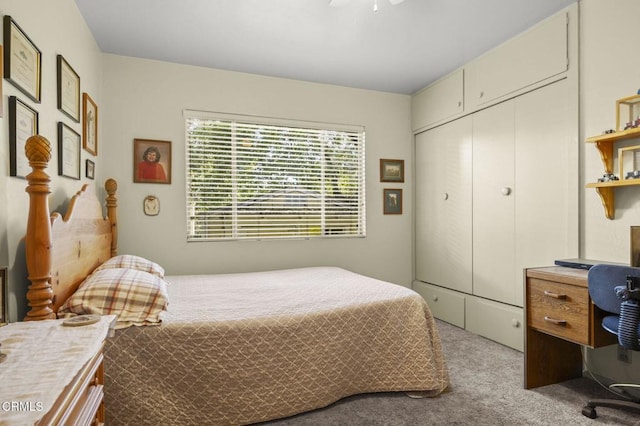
24, 135, 56, 321
105, 178, 118, 256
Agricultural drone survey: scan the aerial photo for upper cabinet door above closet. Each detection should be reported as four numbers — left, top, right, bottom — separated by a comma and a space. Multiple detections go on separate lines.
412, 69, 464, 132
465, 12, 569, 109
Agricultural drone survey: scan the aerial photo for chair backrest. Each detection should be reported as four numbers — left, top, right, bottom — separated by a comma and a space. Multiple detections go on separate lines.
589, 264, 640, 351
588, 264, 640, 314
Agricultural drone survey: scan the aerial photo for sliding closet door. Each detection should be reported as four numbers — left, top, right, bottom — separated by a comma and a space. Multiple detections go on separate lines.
472, 100, 516, 304
514, 79, 576, 307
473, 80, 576, 307
415, 116, 472, 293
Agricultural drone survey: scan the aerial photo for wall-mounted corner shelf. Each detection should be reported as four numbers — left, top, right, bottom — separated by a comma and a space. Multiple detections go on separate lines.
586, 127, 640, 219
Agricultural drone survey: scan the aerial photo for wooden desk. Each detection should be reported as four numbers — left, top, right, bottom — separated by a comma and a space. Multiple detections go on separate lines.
524, 266, 617, 389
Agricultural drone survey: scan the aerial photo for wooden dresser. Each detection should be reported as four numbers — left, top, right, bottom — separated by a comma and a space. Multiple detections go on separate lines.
0, 316, 114, 425
524, 266, 617, 389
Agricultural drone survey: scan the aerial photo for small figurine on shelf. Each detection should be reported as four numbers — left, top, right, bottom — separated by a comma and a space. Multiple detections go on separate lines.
625, 170, 640, 180
598, 173, 620, 183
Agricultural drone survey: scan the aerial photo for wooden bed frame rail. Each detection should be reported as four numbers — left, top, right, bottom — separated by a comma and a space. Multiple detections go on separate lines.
24, 135, 118, 321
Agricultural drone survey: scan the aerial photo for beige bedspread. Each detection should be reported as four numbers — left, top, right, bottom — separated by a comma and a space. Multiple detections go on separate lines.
104, 267, 449, 425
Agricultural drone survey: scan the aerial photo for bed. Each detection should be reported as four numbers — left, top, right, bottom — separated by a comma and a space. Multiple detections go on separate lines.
22, 135, 449, 425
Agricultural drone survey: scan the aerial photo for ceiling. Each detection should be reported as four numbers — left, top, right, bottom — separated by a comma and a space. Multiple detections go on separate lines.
74, 0, 576, 95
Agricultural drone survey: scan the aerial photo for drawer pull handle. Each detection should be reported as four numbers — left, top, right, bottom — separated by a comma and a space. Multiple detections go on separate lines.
543, 291, 567, 300
544, 316, 567, 326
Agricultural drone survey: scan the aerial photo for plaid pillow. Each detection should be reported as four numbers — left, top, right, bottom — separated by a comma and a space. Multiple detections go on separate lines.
59, 268, 169, 329
95, 254, 165, 278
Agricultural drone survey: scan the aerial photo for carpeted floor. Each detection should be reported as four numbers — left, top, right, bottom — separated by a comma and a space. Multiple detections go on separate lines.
262, 320, 640, 425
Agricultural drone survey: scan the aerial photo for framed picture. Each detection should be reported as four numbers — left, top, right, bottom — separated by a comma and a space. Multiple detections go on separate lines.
82, 92, 98, 155
86, 159, 95, 180
0, 267, 7, 325
3, 15, 41, 103
380, 159, 404, 182
57, 55, 80, 122
383, 188, 403, 215
9, 96, 39, 178
134, 139, 172, 184
58, 122, 81, 180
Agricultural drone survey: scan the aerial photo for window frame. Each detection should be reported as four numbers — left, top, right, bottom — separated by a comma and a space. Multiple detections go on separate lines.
184, 110, 366, 242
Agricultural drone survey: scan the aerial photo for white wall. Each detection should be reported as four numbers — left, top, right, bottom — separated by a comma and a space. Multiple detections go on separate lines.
580, 0, 640, 384
581, 0, 640, 260
100, 55, 414, 285
0, 0, 102, 321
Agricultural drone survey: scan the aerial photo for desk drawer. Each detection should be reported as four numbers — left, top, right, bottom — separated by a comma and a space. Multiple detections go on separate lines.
527, 278, 589, 344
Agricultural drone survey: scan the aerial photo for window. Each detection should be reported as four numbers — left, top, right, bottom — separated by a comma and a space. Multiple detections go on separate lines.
185, 111, 366, 241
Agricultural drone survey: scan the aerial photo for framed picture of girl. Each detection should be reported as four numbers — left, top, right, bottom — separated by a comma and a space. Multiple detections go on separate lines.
133, 138, 171, 184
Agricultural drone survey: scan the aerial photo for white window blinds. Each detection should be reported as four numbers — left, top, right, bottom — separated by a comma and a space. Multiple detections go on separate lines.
184, 111, 366, 241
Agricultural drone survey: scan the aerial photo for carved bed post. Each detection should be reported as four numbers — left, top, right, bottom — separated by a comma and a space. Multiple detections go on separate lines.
24, 135, 56, 321
105, 178, 118, 257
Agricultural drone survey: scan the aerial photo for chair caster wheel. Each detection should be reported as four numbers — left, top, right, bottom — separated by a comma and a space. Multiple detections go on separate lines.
582, 405, 597, 419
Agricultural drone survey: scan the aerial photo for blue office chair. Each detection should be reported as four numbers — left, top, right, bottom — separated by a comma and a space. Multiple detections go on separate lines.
582, 264, 640, 419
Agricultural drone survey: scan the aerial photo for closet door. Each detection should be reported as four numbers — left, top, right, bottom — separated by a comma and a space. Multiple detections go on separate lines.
472, 100, 516, 304
514, 79, 576, 307
415, 116, 472, 293
473, 80, 577, 307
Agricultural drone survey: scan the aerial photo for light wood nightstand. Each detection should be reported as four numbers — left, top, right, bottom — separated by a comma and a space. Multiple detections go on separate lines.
0, 315, 115, 425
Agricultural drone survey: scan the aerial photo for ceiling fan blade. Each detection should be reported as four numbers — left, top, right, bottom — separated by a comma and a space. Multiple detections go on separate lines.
388, 0, 405, 4
328, 0, 351, 7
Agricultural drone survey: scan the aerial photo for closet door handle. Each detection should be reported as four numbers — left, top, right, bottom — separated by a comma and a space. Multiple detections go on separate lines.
443, 193, 449, 200
501, 187, 512, 196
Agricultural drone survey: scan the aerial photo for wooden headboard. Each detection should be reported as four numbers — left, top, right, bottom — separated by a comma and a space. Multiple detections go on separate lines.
24, 134, 118, 321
